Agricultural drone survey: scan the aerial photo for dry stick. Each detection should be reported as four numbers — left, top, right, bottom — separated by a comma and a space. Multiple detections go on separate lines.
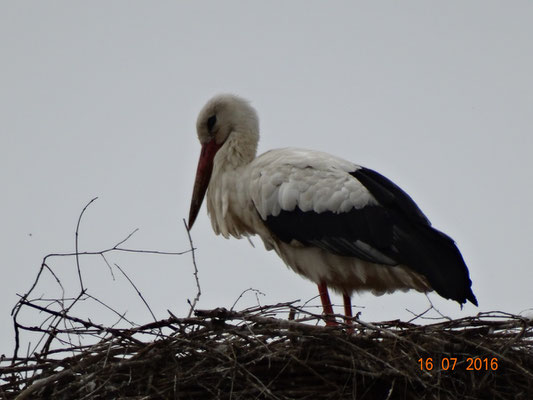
405, 305, 435, 324
39, 241, 192, 263
84, 293, 135, 327
14, 368, 74, 400
183, 219, 201, 318
75, 197, 98, 291
41, 264, 65, 300
231, 288, 267, 311
39, 226, 190, 270
113, 263, 161, 335
15, 300, 144, 346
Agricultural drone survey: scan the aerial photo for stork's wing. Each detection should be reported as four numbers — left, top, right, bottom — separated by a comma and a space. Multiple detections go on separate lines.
250, 148, 477, 306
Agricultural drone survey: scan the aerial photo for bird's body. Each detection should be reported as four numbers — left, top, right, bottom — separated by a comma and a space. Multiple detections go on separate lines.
188, 94, 477, 323
207, 147, 432, 296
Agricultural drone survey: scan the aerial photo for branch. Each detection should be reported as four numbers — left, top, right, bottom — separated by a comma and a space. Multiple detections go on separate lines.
183, 219, 201, 318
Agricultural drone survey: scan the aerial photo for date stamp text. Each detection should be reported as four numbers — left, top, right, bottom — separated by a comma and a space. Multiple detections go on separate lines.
418, 357, 499, 371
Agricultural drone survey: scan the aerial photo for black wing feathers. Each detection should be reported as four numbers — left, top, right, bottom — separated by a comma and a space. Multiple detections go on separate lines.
351, 167, 431, 226
263, 166, 477, 306
266, 207, 397, 266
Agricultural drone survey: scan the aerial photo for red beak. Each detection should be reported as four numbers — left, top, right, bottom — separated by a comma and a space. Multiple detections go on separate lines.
188, 139, 222, 229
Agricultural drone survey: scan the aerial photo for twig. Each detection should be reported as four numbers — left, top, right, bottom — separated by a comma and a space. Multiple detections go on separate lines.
75, 197, 98, 291
183, 219, 201, 318
113, 263, 160, 331
231, 288, 266, 311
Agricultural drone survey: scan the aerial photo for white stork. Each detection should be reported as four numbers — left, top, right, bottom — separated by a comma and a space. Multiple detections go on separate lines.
188, 94, 477, 325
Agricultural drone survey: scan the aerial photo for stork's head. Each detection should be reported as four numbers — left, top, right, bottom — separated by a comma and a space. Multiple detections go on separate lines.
188, 94, 259, 229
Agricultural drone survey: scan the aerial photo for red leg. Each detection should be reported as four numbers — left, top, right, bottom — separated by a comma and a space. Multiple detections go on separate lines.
343, 293, 354, 331
317, 282, 337, 326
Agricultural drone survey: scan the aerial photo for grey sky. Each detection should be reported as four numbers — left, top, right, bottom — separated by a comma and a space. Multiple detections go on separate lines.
1, 2, 532, 358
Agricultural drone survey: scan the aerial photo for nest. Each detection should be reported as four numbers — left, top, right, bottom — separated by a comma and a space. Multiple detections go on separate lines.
1, 303, 533, 400
1, 200, 532, 399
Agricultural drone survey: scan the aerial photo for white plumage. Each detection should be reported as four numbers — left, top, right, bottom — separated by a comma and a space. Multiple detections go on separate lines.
188, 94, 477, 325
251, 149, 377, 218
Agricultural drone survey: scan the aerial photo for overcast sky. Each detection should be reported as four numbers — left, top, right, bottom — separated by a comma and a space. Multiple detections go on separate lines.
1, 2, 532, 358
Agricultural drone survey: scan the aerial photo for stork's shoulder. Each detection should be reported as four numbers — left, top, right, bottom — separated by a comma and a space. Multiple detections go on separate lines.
252, 147, 358, 173
248, 148, 377, 219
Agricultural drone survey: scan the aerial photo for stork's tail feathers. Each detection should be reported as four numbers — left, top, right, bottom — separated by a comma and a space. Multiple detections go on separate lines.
394, 224, 478, 306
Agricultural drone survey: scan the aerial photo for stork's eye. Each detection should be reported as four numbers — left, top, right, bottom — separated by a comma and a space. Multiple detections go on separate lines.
207, 115, 217, 131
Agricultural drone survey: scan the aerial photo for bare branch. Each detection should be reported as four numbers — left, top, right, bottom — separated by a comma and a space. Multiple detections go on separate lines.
113, 263, 159, 330
75, 197, 98, 291
183, 219, 201, 318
